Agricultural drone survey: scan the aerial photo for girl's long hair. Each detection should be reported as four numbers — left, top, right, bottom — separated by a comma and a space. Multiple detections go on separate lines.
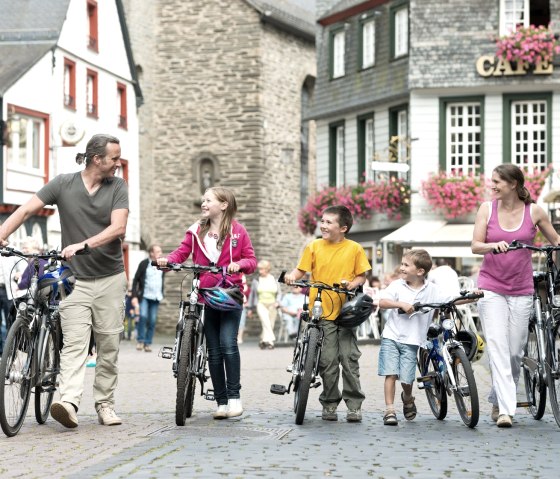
198, 187, 238, 249
493, 164, 533, 205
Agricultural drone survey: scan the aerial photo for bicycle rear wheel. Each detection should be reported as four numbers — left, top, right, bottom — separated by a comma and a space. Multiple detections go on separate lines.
176, 319, 196, 426
523, 323, 546, 420
294, 327, 319, 425
0, 317, 33, 437
35, 323, 59, 424
546, 321, 560, 428
450, 347, 479, 428
418, 348, 447, 420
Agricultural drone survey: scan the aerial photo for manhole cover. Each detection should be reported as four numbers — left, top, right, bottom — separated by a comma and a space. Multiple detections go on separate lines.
148, 424, 292, 440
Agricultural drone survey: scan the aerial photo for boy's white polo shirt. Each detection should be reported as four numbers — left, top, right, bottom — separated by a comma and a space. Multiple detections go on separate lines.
380, 278, 452, 347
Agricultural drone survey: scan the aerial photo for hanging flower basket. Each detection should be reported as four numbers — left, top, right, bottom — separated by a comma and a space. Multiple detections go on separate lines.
298, 178, 410, 236
524, 165, 552, 200
496, 24, 560, 67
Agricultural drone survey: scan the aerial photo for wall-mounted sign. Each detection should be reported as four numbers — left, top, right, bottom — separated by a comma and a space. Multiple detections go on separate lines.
476, 55, 553, 77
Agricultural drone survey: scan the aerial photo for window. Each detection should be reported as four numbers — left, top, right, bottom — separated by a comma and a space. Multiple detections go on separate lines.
389, 106, 409, 180
499, 0, 550, 36
331, 29, 345, 79
329, 121, 345, 186
6, 106, 48, 173
446, 102, 482, 174
63, 58, 76, 109
117, 82, 127, 129
358, 113, 374, 181
361, 19, 375, 69
391, 3, 409, 59
87, 0, 98, 51
503, 94, 551, 173
86, 69, 98, 118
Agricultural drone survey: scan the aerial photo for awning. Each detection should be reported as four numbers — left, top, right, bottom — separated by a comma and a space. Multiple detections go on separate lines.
381, 220, 478, 258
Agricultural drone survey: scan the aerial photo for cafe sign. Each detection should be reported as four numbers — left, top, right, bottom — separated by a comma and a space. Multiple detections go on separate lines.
476, 55, 553, 77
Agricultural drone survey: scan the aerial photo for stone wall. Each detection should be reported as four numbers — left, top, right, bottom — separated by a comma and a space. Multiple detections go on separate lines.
123, 0, 316, 334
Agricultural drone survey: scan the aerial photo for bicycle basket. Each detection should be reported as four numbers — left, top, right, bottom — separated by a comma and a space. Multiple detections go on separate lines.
335, 293, 374, 328
37, 265, 76, 302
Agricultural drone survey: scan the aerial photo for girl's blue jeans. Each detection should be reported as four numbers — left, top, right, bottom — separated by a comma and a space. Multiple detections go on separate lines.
203, 307, 242, 406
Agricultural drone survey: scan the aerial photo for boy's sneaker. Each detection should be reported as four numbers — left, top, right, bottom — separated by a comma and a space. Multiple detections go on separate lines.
50, 401, 78, 428
491, 405, 499, 422
97, 404, 122, 426
322, 406, 338, 421
346, 409, 362, 422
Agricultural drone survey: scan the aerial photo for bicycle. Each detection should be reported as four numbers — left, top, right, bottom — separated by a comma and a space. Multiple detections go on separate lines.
156, 262, 221, 426
499, 240, 560, 427
0, 245, 88, 437
414, 291, 483, 428
270, 272, 357, 425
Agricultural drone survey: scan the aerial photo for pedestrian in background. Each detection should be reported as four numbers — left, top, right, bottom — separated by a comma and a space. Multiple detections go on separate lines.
428, 258, 461, 298
16, 236, 47, 291
285, 205, 371, 423
123, 289, 140, 341
280, 285, 305, 339
0, 253, 20, 354
248, 260, 280, 349
157, 186, 256, 419
0, 133, 128, 429
132, 244, 165, 352
237, 273, 250, 344
472, 163, 560, 428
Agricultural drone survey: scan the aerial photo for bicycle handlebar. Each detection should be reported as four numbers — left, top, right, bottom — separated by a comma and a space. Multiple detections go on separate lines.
493, 239, 560, 254
0, 244, 90, 261
277, 270, 357, 297
411, 291, 484, 312
151, 262, 221, 274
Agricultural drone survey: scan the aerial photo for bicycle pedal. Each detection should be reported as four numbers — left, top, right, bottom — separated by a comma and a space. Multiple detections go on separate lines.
311, 381, 321, 389
286, 365, 293, 373
516, 401, 532, 408
204, 389, 215, 401
270, 384, 287, 395
159, 346, 173, 359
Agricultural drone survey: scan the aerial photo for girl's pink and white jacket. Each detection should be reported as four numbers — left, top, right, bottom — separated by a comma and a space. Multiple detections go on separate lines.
167, 221, 257, 289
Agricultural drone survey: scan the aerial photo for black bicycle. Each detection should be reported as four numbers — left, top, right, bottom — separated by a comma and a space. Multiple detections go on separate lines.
270, 272, 356, 425
500, 240, 560, 427
414, 291, 483, 428
0, 245, 87, 437
156, 263, 220, 426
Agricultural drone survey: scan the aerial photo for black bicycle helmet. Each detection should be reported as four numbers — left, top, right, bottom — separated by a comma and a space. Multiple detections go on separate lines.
456, 330, 478, 362
37, 265, 76, 302
335, 293, 374, 328
199, 286, 244, 311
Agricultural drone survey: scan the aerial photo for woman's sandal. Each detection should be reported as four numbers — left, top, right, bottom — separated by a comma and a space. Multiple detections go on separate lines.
401, 392, 417, 421
383, 411, 398, 426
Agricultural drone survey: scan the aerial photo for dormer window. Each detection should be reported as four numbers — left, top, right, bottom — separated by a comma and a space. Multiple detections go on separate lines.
87, 0, 98, 52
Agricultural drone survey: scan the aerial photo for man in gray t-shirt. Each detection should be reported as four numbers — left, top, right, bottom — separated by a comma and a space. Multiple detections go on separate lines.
0, 134, 129, 430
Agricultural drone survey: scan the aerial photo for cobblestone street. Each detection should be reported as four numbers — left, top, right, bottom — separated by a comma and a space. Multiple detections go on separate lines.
1, 338, 560, 478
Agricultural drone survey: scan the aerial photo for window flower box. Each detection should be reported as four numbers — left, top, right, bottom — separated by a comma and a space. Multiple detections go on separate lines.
496, 24, 560, 67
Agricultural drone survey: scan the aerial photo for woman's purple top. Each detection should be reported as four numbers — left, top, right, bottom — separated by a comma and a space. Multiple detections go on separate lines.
478, 200, 536, 296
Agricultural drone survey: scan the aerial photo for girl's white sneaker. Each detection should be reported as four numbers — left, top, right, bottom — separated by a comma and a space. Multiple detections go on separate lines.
226, 398, 243, 418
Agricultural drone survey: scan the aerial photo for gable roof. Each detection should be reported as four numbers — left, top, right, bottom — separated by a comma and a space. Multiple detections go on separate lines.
0, 0, 142, 105
0, 0, 69, 96
245, 0, 316, 42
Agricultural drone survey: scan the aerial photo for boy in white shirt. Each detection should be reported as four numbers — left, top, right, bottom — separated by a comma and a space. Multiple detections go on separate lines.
378, 249, 451, 426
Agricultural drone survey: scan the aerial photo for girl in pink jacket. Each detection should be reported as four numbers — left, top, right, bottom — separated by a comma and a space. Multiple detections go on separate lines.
158, 186, 256, 419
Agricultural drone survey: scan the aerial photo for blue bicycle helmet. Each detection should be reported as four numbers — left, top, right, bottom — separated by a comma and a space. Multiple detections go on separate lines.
200, 287, 243, 311
37, 265, 76, 302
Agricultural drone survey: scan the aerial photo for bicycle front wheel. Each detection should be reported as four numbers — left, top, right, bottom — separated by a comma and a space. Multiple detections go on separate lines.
418, 348, 447, 420
546, 321, 560, 428
0, 317, 33, 437
35, 323, 59, 424
450, 347, 479, 428
294, 327, 319, 425
176, 319, 196, 426
523, 324, 546, 420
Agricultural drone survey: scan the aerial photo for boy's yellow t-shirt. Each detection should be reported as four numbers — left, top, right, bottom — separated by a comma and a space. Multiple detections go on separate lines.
297, 238, 371, 320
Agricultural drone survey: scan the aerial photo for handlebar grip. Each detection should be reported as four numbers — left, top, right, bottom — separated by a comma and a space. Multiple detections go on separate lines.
397, 308, 406, 314
278, 271, 286, 284
76, 244, 90, 256
464, 291, 484, 300
151, 260, 158, 266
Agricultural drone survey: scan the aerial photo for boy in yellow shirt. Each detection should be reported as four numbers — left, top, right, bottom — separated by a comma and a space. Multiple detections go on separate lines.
285, 205, 371, 422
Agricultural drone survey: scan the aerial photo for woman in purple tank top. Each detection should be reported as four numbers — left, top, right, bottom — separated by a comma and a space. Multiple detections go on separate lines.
472, 164, 559, 428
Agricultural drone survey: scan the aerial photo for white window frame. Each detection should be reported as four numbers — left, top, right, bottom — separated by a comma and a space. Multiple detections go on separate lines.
362, 20, 375, 69
397, 110, 408, 163
511, 100, 547, 174
500, 0, 529, 36
446, 102, 482, 175
336, 125, 345, 187
365, 118, 374, 181
333, 30, 345, 78
394, 6, 408, 58
7, 113, 45, 172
